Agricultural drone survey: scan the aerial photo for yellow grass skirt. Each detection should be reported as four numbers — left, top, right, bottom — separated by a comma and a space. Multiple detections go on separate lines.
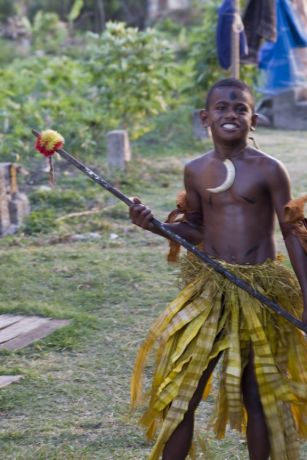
131, 257, 307, 460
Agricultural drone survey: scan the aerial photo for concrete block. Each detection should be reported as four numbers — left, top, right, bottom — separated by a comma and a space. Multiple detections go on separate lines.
0, 163, 30, 236
272, 87, 307, 130
107, 130, 131, 170
168, 0, 189, 10
8, 193, 30, 226
0, 167, 11, 235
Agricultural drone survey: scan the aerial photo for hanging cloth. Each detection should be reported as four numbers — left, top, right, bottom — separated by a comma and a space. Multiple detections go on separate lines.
216, 0, 248, 70
242, 0, 276, 63
291, 0, 307, 28
258, 0, 307, 94
291, 0, 307, 79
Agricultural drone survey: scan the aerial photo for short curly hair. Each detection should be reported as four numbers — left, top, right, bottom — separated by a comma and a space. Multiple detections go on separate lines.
205, 78, 254, 110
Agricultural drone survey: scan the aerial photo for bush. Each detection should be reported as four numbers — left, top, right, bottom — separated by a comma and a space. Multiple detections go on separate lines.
32, 11, 68, 53
0, 21, 179, 162
30, 189, 86, 212
85, 21, 179, 138
23, 209, 59, 235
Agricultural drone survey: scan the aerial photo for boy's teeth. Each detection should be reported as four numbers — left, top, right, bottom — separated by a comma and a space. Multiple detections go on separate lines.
223, 124, 236, 130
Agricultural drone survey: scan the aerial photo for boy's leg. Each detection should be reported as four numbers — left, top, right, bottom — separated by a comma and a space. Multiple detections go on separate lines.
162, 354, 220, 460
241, 350, 270, 460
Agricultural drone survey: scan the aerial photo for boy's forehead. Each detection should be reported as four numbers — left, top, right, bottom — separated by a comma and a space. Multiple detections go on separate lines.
210, 86, 253, 105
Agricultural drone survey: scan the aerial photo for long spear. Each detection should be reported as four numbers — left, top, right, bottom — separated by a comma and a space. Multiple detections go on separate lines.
32, 128, 307, 334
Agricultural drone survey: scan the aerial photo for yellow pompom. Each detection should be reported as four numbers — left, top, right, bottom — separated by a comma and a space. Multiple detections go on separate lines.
35, 129, 65, 157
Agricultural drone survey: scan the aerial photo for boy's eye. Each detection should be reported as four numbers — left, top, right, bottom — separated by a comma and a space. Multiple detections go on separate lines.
216, 105, 226, 111
237, 105, 248, 113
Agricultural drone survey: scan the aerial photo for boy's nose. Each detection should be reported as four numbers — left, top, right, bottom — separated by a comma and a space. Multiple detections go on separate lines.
225, 107, 237, 118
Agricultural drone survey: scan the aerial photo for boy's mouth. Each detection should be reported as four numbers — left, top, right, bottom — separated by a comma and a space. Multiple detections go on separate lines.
221, 123, 239, 131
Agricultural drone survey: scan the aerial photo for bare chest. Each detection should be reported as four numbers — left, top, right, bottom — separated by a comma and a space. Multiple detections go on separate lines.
196, 159, 268, 208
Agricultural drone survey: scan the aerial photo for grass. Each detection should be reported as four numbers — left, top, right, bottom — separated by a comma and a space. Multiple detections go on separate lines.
0, 122, 306, 459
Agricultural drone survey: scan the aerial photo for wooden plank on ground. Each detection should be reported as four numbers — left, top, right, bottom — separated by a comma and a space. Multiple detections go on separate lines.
0, 314, 25, 329
0, 375, 23, 388
0, 318, 71, 351
0, 316, 49, 343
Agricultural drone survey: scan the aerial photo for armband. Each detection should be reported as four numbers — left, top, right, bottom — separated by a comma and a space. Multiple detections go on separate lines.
164, 191, 187, 263
282, 195, 307, 253
164, 191, 203, 262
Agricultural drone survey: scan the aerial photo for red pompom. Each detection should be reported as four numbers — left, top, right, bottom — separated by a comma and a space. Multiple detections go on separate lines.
34, 130, 64, 157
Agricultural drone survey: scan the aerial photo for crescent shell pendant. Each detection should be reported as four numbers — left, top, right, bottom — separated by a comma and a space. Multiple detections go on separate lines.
206, 159, 236, 194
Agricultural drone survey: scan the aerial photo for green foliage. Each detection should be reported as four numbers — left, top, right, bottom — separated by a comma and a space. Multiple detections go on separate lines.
0, 0, 14, 21
68, 0, 84, 24
0, 38, 19, 65
32, 10, 68, 52
23, 209, 59, 235
85, 21, 179, 138
30, 189, 86, 212
0, 21, 178, 161
187, 1, 227, 101
0, 54, 94, 159
27, 0, 73, 21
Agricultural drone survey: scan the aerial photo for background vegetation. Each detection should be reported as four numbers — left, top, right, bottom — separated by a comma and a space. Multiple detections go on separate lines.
0, 0, 258, 162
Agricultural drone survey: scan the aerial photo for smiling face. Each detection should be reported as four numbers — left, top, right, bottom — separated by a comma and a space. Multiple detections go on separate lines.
200, 86, 257, 146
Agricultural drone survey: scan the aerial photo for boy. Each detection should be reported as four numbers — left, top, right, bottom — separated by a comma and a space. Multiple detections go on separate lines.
129, 78, 307, 460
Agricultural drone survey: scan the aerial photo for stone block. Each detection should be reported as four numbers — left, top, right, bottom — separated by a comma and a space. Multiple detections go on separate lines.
0, 167, 11, 235
147, 0, 190, 21
107, 130, 131, 170
0, 163, 30, 236
272, 87, 307, 130
8, 193, 30, 226
168, 0, 189, 10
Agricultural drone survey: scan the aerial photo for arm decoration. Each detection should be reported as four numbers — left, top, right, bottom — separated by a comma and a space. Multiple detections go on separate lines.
281, 195, 307, 253
164, 191, 187, 263
164, 191, 203, 262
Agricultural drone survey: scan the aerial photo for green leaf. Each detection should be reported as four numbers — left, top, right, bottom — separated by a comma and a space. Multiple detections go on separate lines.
68, 0, 84, 23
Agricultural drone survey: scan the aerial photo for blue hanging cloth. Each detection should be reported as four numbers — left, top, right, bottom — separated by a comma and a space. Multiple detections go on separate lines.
258, 0, 307, 94
216, 0, 248, 70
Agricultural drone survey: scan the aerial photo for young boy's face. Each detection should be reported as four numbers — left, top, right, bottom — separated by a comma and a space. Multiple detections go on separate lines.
200, 86, 257, 144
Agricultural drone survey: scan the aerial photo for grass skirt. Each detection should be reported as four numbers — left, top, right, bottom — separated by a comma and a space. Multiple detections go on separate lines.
131, 256, 307, 460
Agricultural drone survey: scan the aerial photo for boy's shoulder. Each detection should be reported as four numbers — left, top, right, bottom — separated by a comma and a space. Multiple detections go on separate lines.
184, 150, 214, 170
245, 146, 286, 170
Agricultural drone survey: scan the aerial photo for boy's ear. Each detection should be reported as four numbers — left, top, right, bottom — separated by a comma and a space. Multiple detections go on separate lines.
251, 112, 258, 131
199, 109, 208, 127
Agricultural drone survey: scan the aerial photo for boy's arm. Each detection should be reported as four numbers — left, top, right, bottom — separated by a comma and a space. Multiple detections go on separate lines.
129, 164, 203, 245
269, 161, 307, 323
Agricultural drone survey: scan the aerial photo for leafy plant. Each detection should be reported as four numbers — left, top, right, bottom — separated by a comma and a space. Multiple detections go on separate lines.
0, 0, 14, 21
85, 21, 179, 138
0, 20, 179, 162
23, 209, 59, 235
30, 189, 86, 212
32, 10, 68, 52
0, 54, 94, 159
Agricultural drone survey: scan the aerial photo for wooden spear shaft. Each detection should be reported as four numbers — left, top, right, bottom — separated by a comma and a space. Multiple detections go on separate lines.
32, 128, 307, 334
231, 0, 240, 79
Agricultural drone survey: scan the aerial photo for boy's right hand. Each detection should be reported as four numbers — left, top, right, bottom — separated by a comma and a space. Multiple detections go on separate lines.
129, 197, 154, 231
